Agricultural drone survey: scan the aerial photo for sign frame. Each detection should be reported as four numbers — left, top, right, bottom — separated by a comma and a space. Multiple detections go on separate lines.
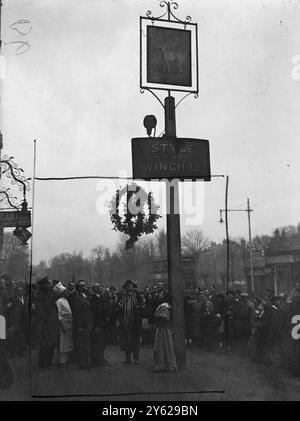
140, 17, 199, 94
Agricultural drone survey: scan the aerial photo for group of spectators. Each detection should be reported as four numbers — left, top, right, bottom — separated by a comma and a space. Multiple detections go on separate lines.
183, 285, 300, 376
1, 274, 300, 388
0, 276, 176, 376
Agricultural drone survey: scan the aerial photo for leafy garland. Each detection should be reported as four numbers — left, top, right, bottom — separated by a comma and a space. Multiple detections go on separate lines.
109, 183, 161, 249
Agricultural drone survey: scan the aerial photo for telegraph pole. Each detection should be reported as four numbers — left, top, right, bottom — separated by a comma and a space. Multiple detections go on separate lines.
247, 198, 254, 293
220, 196, 254, 293
225, 175, 230, 292
165, 94, 186, 369
0, 0, 3, 274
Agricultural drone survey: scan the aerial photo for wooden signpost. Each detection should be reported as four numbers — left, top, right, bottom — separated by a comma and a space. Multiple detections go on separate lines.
133, 2, 211, 369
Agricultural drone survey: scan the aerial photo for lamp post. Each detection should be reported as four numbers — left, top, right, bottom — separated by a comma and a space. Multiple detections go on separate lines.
91, 258, 94, 284
219, 197, 254, 293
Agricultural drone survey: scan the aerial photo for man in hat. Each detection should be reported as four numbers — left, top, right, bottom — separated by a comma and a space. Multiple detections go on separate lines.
10, 285, 29, 356
225, 290, 239, 353
90, 283, 110, 366
72, 280, 93, 370
36, 277, 59, 369
117, 280, 144, 364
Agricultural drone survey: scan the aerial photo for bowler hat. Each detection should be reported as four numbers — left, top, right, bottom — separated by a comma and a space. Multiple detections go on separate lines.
37, 276, 51, 287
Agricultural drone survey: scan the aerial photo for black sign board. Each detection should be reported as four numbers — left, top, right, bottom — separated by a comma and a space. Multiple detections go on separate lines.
0, 211, 31, 228
147, 26, 192, 87
131, 137, 210, 181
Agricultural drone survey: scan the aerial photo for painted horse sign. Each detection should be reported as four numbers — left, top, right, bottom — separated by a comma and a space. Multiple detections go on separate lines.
140, 17, 198, 93
147, 26, 191, 87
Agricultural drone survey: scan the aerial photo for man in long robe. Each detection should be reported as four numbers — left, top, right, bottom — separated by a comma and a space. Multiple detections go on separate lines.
117, 280, 144, 364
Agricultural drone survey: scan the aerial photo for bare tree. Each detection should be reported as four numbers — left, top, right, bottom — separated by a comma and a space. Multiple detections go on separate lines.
181, 229, 209, 256
1, 233, 30, 282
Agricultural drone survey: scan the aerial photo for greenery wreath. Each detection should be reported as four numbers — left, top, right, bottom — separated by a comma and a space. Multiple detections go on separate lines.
108, 183, 161, 249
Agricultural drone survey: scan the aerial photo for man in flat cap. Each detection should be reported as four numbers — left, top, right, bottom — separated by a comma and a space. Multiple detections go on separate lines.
36, 277, 59, 369
117, 280, 144, 364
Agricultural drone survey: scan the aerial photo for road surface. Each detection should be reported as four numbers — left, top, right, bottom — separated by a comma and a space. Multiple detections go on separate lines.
1, 345, 300, 401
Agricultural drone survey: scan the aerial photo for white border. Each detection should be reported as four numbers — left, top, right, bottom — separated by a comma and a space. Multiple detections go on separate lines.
140, 18, 198, 93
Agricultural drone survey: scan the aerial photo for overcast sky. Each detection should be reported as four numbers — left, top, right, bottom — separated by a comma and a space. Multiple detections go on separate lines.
1, 0, 300, 264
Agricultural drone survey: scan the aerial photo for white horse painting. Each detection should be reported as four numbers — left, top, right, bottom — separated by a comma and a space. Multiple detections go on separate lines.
160, 46, 185, 73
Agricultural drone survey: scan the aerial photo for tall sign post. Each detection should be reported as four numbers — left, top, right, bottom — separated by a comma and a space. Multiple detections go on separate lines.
132, 1, 211, 369
164, 94, 185, 368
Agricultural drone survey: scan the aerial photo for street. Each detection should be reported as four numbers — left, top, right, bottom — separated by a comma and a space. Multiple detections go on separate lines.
1, 345, 300, 401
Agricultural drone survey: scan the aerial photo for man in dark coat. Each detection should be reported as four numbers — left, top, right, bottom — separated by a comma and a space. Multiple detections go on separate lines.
36, 277, 59, 369
117, 280, 144, 364
90, 284, 110, 366
0, 293, 13, 390
225, 290, 239, 352
72, 280, 93, 370
10, 285, 29, 356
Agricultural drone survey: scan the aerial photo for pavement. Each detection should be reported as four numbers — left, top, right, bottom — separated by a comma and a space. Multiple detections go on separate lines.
1, 345, 300, 401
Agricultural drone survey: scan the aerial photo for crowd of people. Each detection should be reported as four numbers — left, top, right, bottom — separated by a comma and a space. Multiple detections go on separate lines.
0, 276, 177, 381
0, 274, 300, 391
183, 285, 300, 375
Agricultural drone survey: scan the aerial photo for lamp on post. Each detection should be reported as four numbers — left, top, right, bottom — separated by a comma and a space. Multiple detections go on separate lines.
143, 115, 157, 137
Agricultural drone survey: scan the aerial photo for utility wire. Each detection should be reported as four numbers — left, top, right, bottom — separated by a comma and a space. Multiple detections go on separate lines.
34, 174, 225, 181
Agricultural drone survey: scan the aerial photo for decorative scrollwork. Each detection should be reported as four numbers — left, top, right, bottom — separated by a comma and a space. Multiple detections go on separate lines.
146, 9, 167, 21
0, 155, 31, 199
139, 88, 165, 109
145, 1, 192, 26
175, 91, 199, 109
0, 189, 19, 210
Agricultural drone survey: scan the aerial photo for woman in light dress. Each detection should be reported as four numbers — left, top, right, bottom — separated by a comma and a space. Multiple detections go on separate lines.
53, 282, 73, 365
153, 302, 177, 373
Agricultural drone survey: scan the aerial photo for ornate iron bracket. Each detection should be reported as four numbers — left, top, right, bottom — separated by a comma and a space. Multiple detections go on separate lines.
140, 88, 198, 110
140, 88, 165, 109
0, 155, 31, 201
146, 1, 192, 27
175, 92, 199, 109
0, 189, 19, 210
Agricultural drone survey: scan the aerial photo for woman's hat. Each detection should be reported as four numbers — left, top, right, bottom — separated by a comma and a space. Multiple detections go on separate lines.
52, 281, 66, 294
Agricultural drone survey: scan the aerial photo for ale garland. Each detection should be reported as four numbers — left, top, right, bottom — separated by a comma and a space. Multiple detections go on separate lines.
109, 184, 161, 250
